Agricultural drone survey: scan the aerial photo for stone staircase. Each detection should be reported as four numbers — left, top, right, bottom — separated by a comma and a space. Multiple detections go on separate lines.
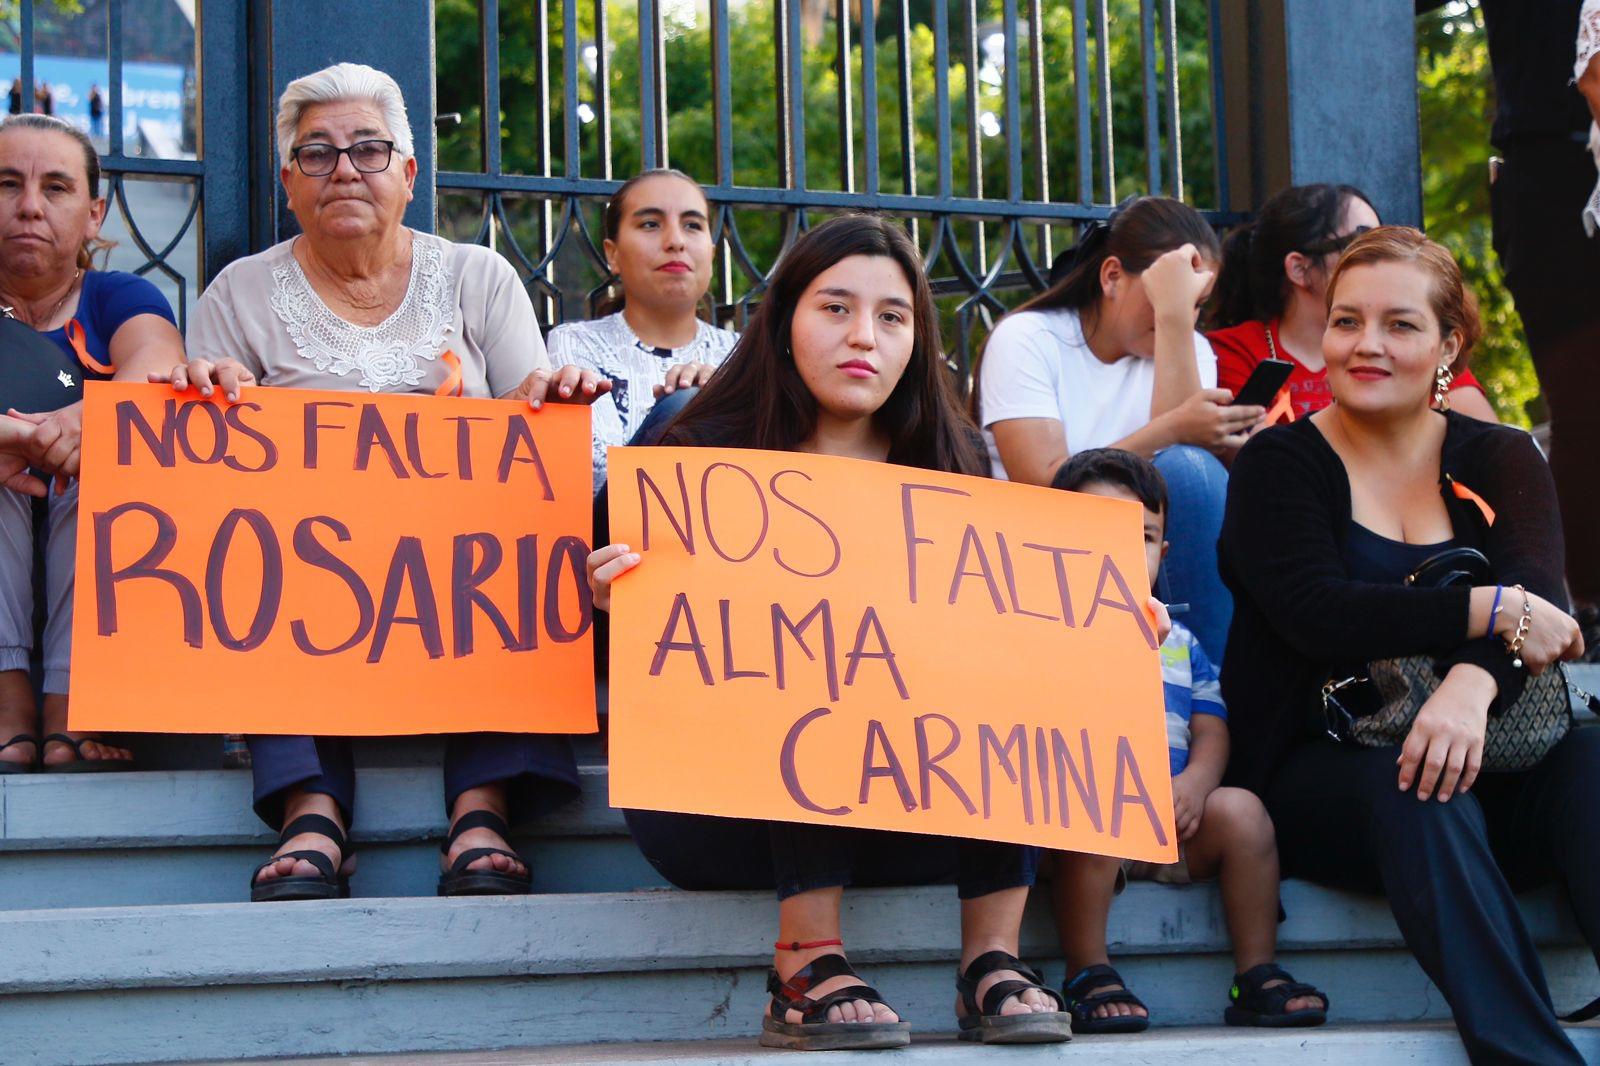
2, 667, 1597, 1066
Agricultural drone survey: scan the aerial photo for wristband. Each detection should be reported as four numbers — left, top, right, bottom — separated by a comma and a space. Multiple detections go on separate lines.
1486, 584, 1504, 640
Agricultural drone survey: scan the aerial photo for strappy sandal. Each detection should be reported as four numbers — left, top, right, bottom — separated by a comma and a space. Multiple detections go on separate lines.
1224, 963, 1328, 1028
760, 952, 911, 1051
1062, 963, 1150, 1034
41, 732, 132, 773
250, 813, 352, 902
0, 734, 38, 774
437, 810, 532, 897
956, 949, 1073, 1044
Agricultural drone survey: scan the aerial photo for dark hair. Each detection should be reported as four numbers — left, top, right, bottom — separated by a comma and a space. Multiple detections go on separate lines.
595, 167, 708, 316
1210, 183, 1376, 328
1051, 447, 1168, 524
659, 213, 984, 476
0, 114, 111, 270
1016, 197, 1221, 320
1327, 225, 1481, 375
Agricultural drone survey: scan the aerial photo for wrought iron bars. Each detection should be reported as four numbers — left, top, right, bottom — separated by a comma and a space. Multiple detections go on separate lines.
436, 0, 1233, 376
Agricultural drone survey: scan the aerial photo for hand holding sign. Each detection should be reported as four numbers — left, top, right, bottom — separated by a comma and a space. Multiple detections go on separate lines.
151, 358, 257, 402
606, 446, 1177, 863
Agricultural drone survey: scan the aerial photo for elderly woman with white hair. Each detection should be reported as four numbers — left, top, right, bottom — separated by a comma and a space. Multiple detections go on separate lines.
172, 62, 608, 903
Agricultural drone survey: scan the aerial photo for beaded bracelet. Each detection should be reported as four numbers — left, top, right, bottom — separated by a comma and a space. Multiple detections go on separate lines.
1506, 583, 1532, 669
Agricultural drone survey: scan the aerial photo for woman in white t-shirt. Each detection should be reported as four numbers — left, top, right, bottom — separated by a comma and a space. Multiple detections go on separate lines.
980, 196, 1260, 663
546, 168, 738, 491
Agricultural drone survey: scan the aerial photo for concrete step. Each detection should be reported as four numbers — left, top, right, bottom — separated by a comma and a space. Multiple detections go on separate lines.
217, 1024, 1600, 1066
0, 883, 1592, 1065
0, 766, 665, 908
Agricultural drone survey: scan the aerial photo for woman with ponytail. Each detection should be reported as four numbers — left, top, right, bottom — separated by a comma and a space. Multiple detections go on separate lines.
1207, 183, 1495, 423
980, 196, 1246, 661
547, 168, 738, 491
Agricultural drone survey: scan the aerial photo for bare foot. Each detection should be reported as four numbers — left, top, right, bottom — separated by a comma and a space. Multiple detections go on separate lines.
0, 678, 39, 769
254, 825, 352, 886
0, 707, 38, 769
40, 696, 132, 767
1069, 970, 1148, 1022
770, 948, 899, 1026
1260, 976, 1322, 1014
40, 733, 134, 767
441, 815, 528, 879
955, 966, 1060, 1020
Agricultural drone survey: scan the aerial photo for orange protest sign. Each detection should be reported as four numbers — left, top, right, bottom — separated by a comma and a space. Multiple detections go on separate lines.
606, 447, 1177, 863
69, 382, 596, 736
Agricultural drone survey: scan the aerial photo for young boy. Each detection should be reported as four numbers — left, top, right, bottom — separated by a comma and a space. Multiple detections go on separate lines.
1047, 448, 1328, 1032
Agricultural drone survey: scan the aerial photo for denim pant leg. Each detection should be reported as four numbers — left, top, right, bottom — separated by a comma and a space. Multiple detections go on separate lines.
442, 732, 581, 819
40, 482, 75, 694
632, 386, 698, 447
247, 736, 357, 830
1151, 445, 1232, 663
0, 488, 35, 678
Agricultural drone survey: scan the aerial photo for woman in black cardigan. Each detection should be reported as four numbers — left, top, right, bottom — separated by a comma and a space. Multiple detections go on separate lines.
1219, 227, 1593, 1064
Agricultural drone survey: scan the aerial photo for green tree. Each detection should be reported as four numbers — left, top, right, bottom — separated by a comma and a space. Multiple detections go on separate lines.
1416, 0, 1539, 426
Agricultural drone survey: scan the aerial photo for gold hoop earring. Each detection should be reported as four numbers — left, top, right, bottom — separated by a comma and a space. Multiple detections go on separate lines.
1434, 363, 1454, 411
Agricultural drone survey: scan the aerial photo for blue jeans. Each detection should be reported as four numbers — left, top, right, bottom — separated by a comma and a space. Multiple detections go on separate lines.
1152, 445, 1231, 663
633, 385, 697, 447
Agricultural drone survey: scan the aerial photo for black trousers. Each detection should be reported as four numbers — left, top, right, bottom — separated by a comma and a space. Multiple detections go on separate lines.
1492, 136, 1600, 605
248, 733, 580, 830
625, 809, 1038, 902
1266, 728, 1600, 1065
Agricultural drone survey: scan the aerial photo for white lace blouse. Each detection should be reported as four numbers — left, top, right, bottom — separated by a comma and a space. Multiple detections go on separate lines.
545, 310, 738, 490
187, 231, 548, 398
1578, 0, 1600, 234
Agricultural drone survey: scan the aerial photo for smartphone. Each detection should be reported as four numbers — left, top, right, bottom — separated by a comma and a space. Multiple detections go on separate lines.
1230, 359, 1294, 408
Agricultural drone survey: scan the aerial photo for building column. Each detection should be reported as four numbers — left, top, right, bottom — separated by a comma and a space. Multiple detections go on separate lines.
1216, 0, 1422, 225
248, 0, 437, 248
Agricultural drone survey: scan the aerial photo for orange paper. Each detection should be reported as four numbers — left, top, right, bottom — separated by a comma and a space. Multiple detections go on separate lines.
69, 382, 597, 736
606, 447, 1177, 862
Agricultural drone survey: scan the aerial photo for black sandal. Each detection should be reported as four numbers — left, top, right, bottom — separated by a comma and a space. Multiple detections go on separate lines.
956, 950, 1073, 1044
1224, 963, 1328, 1028
0, 733, 38, 774
250, 813, 352, 902
1062, 963, 1150, 1034
41, 732, 132, 773
760, 953, 911, 1051
436, 810, 532, 897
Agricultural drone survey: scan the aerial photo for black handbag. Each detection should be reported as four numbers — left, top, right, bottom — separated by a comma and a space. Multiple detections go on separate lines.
0, 306, 84, 415
1320, 547, 1590, 772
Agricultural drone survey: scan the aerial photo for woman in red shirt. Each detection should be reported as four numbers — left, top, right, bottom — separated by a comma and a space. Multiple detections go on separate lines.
1207, 184, 1496, 423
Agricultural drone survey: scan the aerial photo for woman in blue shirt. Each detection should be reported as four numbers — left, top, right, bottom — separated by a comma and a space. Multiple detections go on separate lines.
0, 114, 185, 772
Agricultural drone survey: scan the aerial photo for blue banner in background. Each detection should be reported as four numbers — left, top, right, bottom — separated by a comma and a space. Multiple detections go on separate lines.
0, 53, 189, 156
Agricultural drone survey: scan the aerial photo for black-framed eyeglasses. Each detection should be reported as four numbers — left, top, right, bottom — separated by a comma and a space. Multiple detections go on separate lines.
1303, 225, 1375, 258
291, 139, 396, 177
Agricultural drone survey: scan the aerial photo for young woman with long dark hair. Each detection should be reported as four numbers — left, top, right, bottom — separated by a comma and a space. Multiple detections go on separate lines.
588, 214, 1107, 1051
